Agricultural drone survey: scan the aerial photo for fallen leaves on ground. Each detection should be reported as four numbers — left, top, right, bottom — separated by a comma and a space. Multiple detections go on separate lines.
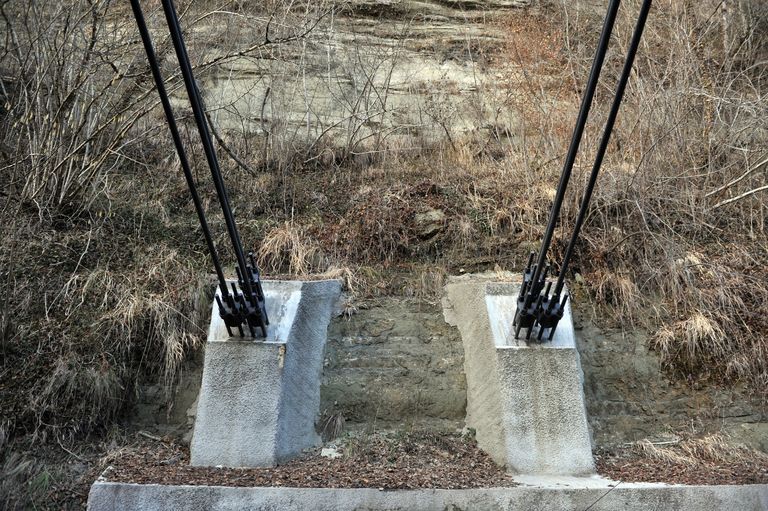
104, 431, 768, 489
105, 431, 515, 489
596, 436, 768, 486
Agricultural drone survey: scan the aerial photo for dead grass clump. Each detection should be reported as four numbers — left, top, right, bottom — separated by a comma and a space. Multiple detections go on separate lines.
30, 354, 123, 440
11, 244, 211, 443
590, 269, 643, 325
600, 431, 768, 484
633, 433, 765, 469
257, 222, 321, 275
412, 267, 448, 304
634, 439, 697, 467
653, 313, 725, 370
651, 261, 768, 386
0, 425, 48, 509
317, 266, 361, 297
333, 185, 421, 264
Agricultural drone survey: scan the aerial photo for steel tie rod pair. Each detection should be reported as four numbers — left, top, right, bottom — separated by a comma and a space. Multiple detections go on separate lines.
514, 0, 652, 341
130, 0, 269, 338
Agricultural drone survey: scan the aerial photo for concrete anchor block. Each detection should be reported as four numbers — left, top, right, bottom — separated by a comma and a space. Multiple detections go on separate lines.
444, 276, 594, 475
190, 279, 341, 468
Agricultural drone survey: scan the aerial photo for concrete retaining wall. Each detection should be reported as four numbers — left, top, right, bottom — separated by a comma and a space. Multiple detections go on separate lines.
87, 480, 768, 511
190, 280, 341, 467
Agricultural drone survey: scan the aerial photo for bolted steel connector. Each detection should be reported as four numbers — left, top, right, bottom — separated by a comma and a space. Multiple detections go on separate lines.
235, 252, 269, 338
216, 283, 245, 338
535, 292, 569, 342
513, 253, 550, 340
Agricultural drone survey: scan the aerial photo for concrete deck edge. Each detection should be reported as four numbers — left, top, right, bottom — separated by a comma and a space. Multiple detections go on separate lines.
87, 480, 768, 511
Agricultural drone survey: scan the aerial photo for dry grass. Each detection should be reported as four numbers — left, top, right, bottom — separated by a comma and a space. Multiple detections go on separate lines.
531, 0, 768, 392
633, 433, 765, 469
599, 430, 768, 484
0, 0, 212, 459
257, 222, 321, 275
0, 425, 46, 509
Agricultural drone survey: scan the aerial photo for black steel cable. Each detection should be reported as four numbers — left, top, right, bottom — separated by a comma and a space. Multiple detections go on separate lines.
553, 0, 652, 300
524, 0, 621, 309
159, 0, 255, 300
129, 0, 229, 299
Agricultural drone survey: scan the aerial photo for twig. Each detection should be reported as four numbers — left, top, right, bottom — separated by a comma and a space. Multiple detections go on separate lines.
137, 430, 162, 442
705, 154, 768, 198
57, 437, 86, 461
192, 8, 331, 73
605, 231, 644, 253
711, 184, 768, 209
260, 86, 270, 135
204, 109, 258, 176
622, 439, 680, 447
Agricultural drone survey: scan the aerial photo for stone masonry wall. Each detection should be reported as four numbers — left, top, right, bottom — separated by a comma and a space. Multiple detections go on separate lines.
320, 298, 767, 450
573, 310, 767, 450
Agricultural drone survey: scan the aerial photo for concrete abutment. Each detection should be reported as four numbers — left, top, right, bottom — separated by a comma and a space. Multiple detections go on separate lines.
443, 275, 594, 475
190, 279, 341, 467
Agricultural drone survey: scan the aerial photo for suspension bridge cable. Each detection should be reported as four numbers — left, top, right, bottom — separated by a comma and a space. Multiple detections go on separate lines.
553, 0, 653, 300
524, 0, 622, 310
159, 0, 255, 300
129, 0, 229, 299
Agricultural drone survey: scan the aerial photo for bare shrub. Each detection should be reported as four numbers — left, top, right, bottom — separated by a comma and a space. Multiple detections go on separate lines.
0, 0, 156, 217
0, 0, 224, 441
540, 0, 768, 391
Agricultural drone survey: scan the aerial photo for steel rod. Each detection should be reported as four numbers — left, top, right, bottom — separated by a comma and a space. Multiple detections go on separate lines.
524, 0, 621, 309
159, 0, 255, 300
553, 0, 652, 300
129, 0, 229, 299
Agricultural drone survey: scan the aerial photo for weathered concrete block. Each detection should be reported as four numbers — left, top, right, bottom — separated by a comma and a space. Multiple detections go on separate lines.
444, 276, 594, 475
190, 279, 341, 467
